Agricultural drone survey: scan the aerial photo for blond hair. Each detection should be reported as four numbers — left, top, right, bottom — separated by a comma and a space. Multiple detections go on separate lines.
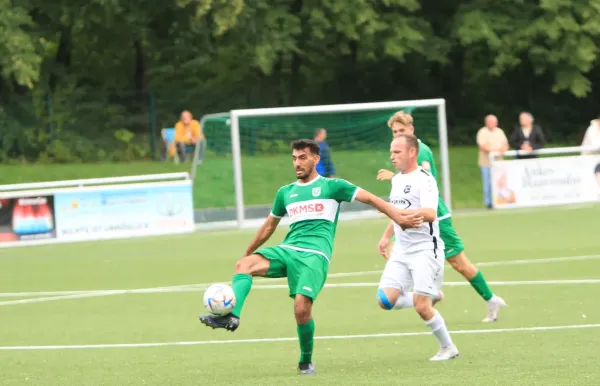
387, 111, 414, 128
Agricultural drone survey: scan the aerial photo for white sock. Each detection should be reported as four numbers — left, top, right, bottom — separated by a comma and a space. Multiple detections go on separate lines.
392, 292, 414, 310
424, 310, 454, 348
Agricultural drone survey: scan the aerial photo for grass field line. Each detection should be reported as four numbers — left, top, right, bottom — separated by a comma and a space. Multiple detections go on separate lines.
1, 278, 600, 307
2, 253, 598, 300
201, 204, 597, 233
137, 253, 600, 286
1, 323, 599, 351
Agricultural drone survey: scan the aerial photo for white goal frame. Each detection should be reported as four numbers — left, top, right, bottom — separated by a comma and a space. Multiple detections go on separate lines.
223, 99, 449, 227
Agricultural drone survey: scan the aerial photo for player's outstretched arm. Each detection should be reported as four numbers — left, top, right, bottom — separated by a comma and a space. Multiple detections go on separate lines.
354, 189, 422, 229
244, 215, 281, 256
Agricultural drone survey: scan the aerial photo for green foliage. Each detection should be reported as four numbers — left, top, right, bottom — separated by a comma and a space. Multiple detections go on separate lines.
455, 0, 600, 97
0, 0, 41, 88
0, 0, 599, 164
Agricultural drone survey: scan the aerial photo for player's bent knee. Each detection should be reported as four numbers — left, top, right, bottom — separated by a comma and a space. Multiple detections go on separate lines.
234, 259, 249, 273
234, 254, 270, 276
377, 288, 394, 310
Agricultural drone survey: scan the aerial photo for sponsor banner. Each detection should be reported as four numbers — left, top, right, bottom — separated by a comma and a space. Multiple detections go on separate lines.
54, 181, 194, 241
491, 154, 600, 209
0, 195, 57, 243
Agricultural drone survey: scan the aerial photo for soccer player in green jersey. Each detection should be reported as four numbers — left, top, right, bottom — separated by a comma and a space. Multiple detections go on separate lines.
200, 139, 425, 375
376, 111, 506, 322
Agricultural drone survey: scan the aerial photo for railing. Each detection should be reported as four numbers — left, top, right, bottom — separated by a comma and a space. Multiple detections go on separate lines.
0, 172, 190, 193
489, 145, 600, 164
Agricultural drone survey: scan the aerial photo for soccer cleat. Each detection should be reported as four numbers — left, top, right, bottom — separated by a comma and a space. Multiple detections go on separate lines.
432, 291, 444, 307
482, 295, 507, 323
429, 346, 459, 361
298, 362, 316, 375
199, 314, 240, 332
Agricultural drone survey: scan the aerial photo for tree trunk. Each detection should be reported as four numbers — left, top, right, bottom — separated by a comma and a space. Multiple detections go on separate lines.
49, 26, 72, 92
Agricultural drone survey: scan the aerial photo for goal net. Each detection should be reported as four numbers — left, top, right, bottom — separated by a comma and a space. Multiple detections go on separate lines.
192, 99, 449, 227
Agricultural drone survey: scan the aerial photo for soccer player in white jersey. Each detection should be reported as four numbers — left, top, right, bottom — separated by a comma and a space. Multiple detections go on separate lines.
378, 111, 506, 322
376, 134, 459, 361
199, 139, 424, 375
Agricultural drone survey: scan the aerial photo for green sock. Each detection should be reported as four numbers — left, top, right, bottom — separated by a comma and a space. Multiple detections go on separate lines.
230, 273, 253, 318
469, 270, 494, 301
297, 319, 315, 364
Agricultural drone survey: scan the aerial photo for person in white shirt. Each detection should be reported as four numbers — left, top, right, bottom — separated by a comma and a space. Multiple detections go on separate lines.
376, 134, 459, 362
581, 119, 600, 155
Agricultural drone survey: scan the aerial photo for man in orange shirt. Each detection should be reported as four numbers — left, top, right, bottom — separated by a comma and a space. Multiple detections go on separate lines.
476, 115, 509, 208
174, 110, 206, 162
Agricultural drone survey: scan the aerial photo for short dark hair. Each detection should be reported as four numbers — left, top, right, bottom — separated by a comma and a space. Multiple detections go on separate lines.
395, 133, 419, 153
595, 163, 600, 174
291, 139, 320, 156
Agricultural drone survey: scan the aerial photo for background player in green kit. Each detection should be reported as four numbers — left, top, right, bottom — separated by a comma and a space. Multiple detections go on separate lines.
376, 111, 506, 322
200, 139, 424, 375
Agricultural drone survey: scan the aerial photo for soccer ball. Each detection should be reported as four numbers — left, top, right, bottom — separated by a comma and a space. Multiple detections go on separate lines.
203, 283, 236, 316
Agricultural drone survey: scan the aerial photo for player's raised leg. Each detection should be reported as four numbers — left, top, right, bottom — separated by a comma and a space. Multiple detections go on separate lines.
199, 253, 270, 331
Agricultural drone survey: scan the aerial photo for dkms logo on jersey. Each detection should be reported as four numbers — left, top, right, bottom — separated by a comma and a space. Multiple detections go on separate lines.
287, 202, 325, 217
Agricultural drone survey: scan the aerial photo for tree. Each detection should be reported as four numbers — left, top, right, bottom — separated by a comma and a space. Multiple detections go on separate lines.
0, 0, 41, 89
454, 0, 600, 97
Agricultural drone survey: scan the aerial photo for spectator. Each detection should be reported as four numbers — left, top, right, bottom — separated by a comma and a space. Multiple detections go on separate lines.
510, 112, 545, 159
174, 110, 206, 162
476, 115, 509, 209
314, 128, 335, 178
581, 118, 600, 155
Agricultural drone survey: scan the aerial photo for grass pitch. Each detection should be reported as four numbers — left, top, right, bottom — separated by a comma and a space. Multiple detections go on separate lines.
1, 205, 599, 385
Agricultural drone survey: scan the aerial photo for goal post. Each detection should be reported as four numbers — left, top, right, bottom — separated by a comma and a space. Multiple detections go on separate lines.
222, 99, 450, 228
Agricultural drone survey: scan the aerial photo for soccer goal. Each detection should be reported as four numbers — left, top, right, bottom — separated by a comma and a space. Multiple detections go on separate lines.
192, 99, 450, 228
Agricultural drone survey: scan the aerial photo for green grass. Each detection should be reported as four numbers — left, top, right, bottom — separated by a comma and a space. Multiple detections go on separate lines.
0, 147, 483, 210
0, 205, 599, 385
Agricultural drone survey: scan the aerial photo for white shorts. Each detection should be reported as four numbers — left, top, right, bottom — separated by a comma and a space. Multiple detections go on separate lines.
378, 249, 444, 297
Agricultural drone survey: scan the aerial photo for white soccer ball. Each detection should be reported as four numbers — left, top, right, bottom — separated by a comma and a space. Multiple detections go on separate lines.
203, 283, 236, 316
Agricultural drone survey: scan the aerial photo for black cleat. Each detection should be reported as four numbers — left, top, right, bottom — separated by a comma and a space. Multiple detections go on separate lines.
199, 314, 240, 332
298, 362, 316, 375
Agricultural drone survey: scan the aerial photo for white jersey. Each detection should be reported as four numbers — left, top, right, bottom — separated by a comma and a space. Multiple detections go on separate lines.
390, 167, 444, 256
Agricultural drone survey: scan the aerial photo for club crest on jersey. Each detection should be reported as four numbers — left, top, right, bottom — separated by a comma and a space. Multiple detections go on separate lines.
404, 185, 411, 194
312, 187, 321, 197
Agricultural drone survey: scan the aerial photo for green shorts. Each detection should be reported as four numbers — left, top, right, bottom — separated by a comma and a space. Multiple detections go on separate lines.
439, 216, 464, 259
391, 217, 464, 260
254, 246, 329, 301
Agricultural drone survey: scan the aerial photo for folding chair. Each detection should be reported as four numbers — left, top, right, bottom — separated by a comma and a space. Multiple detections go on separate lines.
161, 128, 179, 163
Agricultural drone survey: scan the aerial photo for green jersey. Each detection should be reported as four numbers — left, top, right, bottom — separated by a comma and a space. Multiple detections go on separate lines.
417, 139, 450, 219
270, 176, 359, 262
